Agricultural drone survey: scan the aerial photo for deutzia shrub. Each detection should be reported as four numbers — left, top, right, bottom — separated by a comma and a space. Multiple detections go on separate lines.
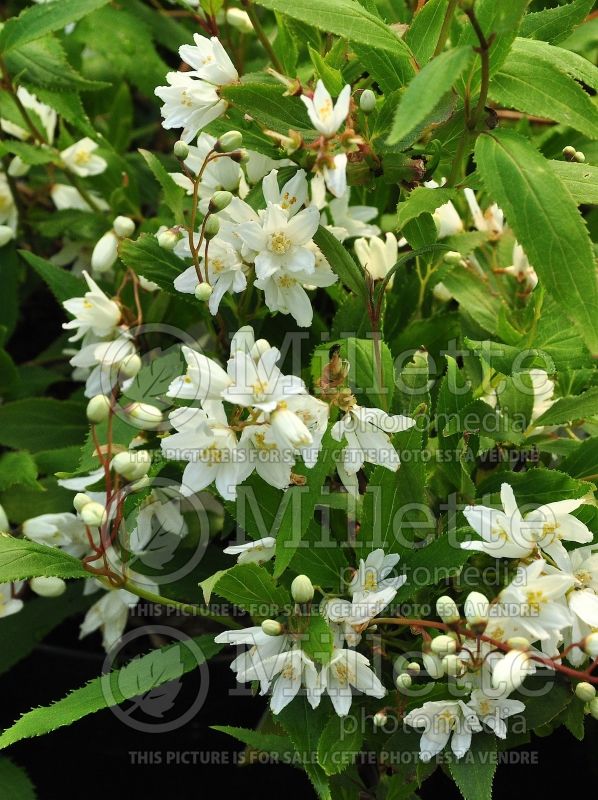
0, 1, 597, 798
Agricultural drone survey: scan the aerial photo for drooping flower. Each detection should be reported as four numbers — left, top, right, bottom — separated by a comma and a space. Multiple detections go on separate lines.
0, 583, 23, 619
467, 689, 525, 738
348, 549, 405, 604
246, 646, 320, 714
464, 188, 504, 237
354, 233, 398, 282
223, 537, 277, 565
215, 625, 291, 694
174, 238, 247, 315
179, 34, 239, 85
23, 512, 89, 557
324, 187, 380, 239
404, 700, 483, 762
316, 648, 386, 716
60, 137, 107, 177
0, 86, 57, 143
62, 271, 121, 341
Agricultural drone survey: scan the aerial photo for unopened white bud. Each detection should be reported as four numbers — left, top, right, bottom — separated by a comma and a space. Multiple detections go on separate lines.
584, 633, 598, 659
157, 229, 179, 250
173, 140, 189, 159
360, 89, 376, 113
464, 591, 489, 631
436, 595, 460, 624
119, 353, 142, 378
128, 402, 163, 430
422, 650, 444, 679
492, 649, 533, 694
291, 574, 314, 603
575, 681, 596, 703
562, 145, 576, 158
195, 283, 213, 302
216, 130, 243, 153
226, 7, 254, 33
209, 190, 233, 212
73, 493, 92, 513
0, 503, 8, 532
373, 711, 388, 728
30, 576, 66, 598
0, 225, 14, 248
395, 673, 412, 691
589, 698, 598, 720
250, 339, 271, 361
575, 150, 586, 163
86, 394, 111, 423
261, 619, 282, 636
443, 250, 463, 265
91, 230, 119, 273
8, 156, 29, 177
507, 636, 530, 652
430, 635, 457, 657
203, 215, 220, 240
111, 450, 152, 481
113, 216, 135, 238
433, 282, 453, 303
80, 501, 107, 527
406, 662, 421, 673
442, 654, 463, 677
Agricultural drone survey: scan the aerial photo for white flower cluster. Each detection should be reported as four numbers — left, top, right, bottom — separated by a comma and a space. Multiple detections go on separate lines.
216, 548, 403, 716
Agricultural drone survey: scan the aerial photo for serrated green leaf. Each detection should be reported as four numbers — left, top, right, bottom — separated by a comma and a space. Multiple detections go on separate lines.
119, 234, 188, 297
0, 398, 86, 452
0, 535, 90, 583
0, 452, 41, 492
520, 0, 594, 44
213, 562, 288, 616
5, 36, 108, 92
533, 387, 598, 427
0, 757, 36, 800
139, 149, 186, 225
0, 0, 111, 53
448, 733, 497, 800
317, 713, 363, 775
313, 226, 367, 298
21, 250, 85, 303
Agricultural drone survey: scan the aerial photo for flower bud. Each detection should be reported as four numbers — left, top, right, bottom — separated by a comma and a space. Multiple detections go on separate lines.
395, 673, 412, 691
209, 190, 233, 213
226, 7, 254, 33
575, 681, 596, 703
113, 216, 135, 238
584, 632, 598, 658
249, 339, 271, 361
507, 636, 530, 652
0, 225, 14, 248
229, 148, 249, 164
215, 130, 243, 153
91, 231, 119, 273
407, 662, 421, 673
30, 576, 66, 598
80, 501, 107, 527
562, 145, 576, 158
464, 591, 489, 631
203, 215, 220, 240
436, 595, 460, 624
443, 250, 463, 265
86, 394, 111, 424
127, 402, 163, 430
492, 649, 534, 694
360, 89, 376, 113
111, 450, 152, 481
575, 150, 586, 163
589, 698, 598, 720
195, 283, 213, 302
0, 503, 8, 532
422, 650, 444, 679
157, 229, 179, 250
174, 140, 190, 159
119, 353, 142, 378
73, 493, 92, 513
373, 711, 388, 728
442, 654, 463, 677
291, 574, 314, 603
8, 156, 30, 177
433, 282, 452, 303
430, 634, 457, 657
261, 619, 282, 636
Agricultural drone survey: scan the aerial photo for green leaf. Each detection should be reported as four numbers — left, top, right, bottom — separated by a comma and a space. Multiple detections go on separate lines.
0, 0, 111, 53
397, 186, 459, 230
290, 521, 350, 591
139, 149, 186, 225
254, 0, 415, 59
549, 161, 598, 206
510, 36, 598, 90
533, 387, 598, 427
300, 613, 334, 664
404, 0, 449, 66
561, 438, 598, 482
0, 535, 90, 583
211, 725, 293, 756
317, 713, 363, 775
308, 45, 344, 96
351, 44, 411, 93
277, 696, 331, 800
395, 535, 471, 602
221, 83, 314, 135
474, 129, 598, 356
0, 452, 41, 492
5, 36, 108, 92
122, 348, 186, 406
212, 562, 288, 616
0, 398, 86, 452
21, 250, 85, 303
489, 47, 598, 139
0, 141, 58, 166
199, 569, 229, 604
448, 733, 497, 800
0, 635, 221, 749
520, 0, 594, 44
388, 47, 474, 145
119, 234, 188, 297
476, 468, 592, 506
313, 226, 367, 298
0, 757, 36, 800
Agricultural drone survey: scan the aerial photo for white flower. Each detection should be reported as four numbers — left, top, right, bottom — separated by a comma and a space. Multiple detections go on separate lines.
262, 169, 309, 217
167, 344, 232, 411
528, 369, 555, 422
522, 497, 592, 570
283, 394, 329, 467
354, 233, 398, 282
424, 179, 463, 238
69, 332, 137, 398
62, 271, 121, 341
23, 512, 88, 557
128, 490, 188, 559
325, 188, 380, 239
222, 343, 306, 412
61, 137, 107, 177
269, 405, 313, 450
322, 152, 347, 198
1, 87, 56, 143
551, 547, 598, 665
161, 407, 241, 500
237, 423, 296, 489
174, 238, 247, 314
0, 583, 23, 619
467, 689, 525, 738
155, 72, 228, 144
0, 172, 18, 234
223, 537, 276, 565
404, 700, 482, 762
498, 559, 574, 643
464, 188, 504, 237
331, 405, 416, 475
301, 81, 351, 137
253, 647, 320, 714
348, 549, 405, 603
503, 243, 538, 291
462, 483, 535, 559
490, 649, 536, 694
179, 34, 238, 85
50, 184, 109, 212
215, 625, 291, 694
317, 648, 386, 716
238, 203, 320, 279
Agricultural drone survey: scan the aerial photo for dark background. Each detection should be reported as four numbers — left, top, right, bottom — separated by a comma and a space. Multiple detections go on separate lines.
2, 615, 596, 799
